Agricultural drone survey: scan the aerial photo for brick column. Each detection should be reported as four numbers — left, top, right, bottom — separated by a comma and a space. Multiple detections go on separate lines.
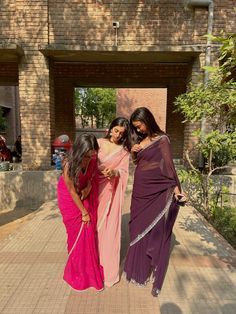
54, 78, 75, 142
166, 82, 186, 159
16, 1, 53, 170
19, 53, 52, 170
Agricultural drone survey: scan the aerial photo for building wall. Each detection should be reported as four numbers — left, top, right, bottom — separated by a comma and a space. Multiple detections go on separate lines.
47, 0, 235, 47
0, 0, 235, 168
0, 86, 20, 146
117, 88, 167, 131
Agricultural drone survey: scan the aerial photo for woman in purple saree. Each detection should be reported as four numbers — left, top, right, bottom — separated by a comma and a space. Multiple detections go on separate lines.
124, 107, 185, 296
57, 133, 104, 291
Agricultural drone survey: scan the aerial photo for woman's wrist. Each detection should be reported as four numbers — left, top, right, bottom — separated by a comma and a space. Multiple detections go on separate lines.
81, 209, 88, 217
114, 169, 119, 176
131, 152, 137, 162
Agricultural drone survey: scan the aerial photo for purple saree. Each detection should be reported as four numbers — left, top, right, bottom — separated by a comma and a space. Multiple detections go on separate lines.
124, 135, 181, 296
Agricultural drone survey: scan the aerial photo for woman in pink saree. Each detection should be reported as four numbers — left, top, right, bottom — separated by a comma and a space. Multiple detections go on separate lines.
57, 133, 104, 291
97, 117, 131, 287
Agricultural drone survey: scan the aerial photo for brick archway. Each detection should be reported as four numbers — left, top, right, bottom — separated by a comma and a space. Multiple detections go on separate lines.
50, 57, 192, 158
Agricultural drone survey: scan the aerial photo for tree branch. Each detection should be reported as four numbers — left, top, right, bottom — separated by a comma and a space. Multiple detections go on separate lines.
185, 150, 199, 173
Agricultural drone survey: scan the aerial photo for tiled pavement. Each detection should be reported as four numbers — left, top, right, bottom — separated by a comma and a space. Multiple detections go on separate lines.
0, 191, 236, 314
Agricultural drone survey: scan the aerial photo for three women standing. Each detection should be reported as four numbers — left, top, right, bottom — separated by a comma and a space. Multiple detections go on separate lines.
57, 109, 183, 296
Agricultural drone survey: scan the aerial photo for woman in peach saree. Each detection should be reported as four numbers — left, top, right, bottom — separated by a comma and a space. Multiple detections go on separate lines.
97, 117, 131, 287
57, 133, 104, 291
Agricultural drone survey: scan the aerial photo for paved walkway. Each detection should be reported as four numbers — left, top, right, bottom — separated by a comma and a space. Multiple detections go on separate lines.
0, 191, 236, 314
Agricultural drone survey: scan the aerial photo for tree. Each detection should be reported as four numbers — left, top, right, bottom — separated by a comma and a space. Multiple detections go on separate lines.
175, 29, 236, 217
75, 88, 116, 128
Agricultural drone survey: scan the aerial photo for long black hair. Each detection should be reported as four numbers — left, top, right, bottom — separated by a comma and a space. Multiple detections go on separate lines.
105, 117, 132, 151
67, 133, 99, 189
130, 107, 164, 143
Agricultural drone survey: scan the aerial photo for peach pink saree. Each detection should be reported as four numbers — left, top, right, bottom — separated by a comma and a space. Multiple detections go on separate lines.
97, 139, 130, 287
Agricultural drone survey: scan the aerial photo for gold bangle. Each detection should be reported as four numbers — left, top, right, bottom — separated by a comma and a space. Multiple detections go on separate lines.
82, 212, 88, 217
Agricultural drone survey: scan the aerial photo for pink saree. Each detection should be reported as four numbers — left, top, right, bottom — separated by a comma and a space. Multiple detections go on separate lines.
57, 157, 104, 291
97, 139, 130, 286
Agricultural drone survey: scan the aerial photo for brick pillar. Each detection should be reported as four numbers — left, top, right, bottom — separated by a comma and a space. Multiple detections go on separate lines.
19, 53, 52, 170
16, 1, 53, 170
54, 78, 75, 142
166, 82, 186, 159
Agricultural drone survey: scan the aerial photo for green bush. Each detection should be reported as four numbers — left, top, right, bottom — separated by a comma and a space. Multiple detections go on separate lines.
211, 205, 236, 248
178, 169, 236, 248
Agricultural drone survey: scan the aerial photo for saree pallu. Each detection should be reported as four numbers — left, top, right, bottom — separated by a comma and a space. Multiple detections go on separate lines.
57, 157, 104, 291
124, 135, 181, 296
97, 139, 129, 287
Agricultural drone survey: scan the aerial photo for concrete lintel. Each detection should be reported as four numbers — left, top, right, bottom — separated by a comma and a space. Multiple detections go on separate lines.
39, 44, 202, 63
0, 43, 24, 61
188, 0, 211, 7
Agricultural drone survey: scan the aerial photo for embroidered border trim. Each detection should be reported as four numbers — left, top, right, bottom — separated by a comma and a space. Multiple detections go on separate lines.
123, 271, 150, 287
97, 197, 112, 232
130, 191, 174, 247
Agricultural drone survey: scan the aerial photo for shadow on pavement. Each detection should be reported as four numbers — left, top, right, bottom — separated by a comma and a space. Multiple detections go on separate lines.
0, 199, 59, 227
160, 302, 182, 314
178, 208, 236, 269
0, 208, 36, 226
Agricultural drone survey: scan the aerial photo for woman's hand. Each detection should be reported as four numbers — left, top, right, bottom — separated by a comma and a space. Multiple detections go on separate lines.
174, 193, 187, 206
102, 167, 118, 179
81, 211, 91, 224
131, 144, 142, 153
80, 180, 92, 200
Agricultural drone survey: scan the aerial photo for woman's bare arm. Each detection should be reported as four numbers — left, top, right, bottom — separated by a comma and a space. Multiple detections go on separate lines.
63, 164, 90, 222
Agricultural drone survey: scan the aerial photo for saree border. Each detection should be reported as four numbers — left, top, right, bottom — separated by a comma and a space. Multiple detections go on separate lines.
97, 196, 112, 232
98, 138, 125, 163
68, 223, 84, 256
129, 190, 174, 247
139, 134, 168, 152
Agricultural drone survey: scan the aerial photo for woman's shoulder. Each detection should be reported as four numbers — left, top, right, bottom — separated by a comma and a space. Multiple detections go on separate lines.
98, 137, 108, 144
160, 134, 169, 141
121, 146, 130, 156
98, 137, 110, 149
153, 133, 169, 143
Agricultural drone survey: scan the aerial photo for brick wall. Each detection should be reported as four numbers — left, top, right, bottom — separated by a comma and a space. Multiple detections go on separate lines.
47, 1, 203, 47
54, 78, 75, 141
0, 0, 235, 168
46, 1, 236, 47
4, 1, 54, 169
116, 88, 167, 131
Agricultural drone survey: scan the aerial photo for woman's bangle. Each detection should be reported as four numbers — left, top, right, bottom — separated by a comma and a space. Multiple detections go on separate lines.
82, 212, 88, 217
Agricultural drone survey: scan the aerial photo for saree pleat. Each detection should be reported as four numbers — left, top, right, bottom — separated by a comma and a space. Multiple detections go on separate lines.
124, 135, 180, 295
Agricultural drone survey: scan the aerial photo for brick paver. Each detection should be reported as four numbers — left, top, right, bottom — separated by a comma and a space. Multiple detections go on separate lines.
0, 192, 236, 314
